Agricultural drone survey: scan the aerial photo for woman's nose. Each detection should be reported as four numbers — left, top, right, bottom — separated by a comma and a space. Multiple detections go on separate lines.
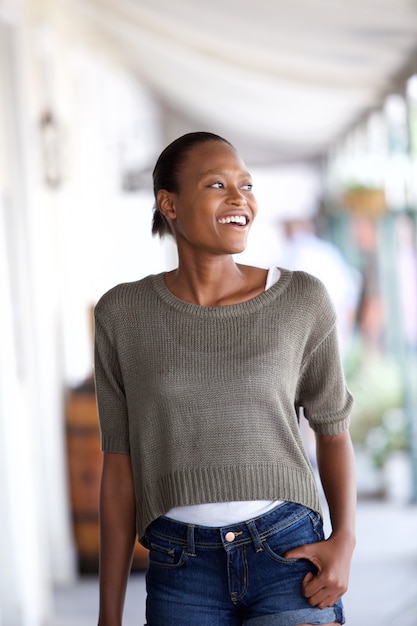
227, 188, 246, 205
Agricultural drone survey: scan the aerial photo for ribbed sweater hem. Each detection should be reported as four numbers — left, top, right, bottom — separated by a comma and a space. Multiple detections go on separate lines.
137, 463, 321, 543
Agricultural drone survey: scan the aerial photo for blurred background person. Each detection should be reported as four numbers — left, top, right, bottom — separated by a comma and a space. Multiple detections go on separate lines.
278, 216, 361, 357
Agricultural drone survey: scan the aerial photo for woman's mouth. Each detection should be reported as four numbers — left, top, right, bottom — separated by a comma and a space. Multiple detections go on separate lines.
217, 215, 249, 226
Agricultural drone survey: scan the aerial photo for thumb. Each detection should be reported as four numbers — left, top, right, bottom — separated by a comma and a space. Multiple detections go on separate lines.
284, 544, 313, 560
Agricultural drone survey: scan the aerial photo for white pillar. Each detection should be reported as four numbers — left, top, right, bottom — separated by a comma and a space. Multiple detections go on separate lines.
0, 7, 76, 624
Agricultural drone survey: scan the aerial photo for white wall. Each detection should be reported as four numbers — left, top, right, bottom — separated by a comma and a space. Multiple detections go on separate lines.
0, 13, 64, 625
49, 41, 177, 385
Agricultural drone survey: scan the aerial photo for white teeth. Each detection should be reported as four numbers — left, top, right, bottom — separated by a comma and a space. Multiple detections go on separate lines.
218, 215, 247, 225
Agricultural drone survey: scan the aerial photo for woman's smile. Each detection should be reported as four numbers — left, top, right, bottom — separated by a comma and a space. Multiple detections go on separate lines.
217, 214, 250, 226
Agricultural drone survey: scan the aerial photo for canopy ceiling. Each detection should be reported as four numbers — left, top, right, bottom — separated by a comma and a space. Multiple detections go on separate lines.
40, 0, 417, 163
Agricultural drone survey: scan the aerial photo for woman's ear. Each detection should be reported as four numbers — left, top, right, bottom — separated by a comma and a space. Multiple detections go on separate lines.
157, 190, 177, 221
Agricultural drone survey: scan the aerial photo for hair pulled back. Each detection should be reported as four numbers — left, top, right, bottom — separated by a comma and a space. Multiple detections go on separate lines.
151, 131, 234, 238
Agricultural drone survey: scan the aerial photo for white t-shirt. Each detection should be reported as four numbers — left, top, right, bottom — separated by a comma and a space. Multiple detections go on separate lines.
166, 267, 283, 526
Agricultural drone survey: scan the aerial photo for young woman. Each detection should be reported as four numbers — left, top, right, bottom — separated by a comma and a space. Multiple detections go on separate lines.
94, 132, 356, 626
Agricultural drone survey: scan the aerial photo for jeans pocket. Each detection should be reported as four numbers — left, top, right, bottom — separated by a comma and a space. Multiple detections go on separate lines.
262, 508, 322, 565
148, 534, 187, 570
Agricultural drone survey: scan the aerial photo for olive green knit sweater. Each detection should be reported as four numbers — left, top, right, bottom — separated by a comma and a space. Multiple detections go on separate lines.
94, 268, 353, 543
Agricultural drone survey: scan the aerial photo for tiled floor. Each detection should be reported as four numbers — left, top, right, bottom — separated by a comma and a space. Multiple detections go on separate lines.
52, 574, 146, 625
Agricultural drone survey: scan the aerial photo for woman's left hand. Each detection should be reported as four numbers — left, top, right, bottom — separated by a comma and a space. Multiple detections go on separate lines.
284, 533, 353, 609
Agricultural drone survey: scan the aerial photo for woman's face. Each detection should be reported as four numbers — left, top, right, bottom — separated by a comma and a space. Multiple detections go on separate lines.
160, 141, 258, 256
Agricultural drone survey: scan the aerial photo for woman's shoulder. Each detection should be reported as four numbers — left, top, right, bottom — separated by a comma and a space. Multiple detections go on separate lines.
284, 268, 329, 296
95, 273, 159, 312
279, 268, 336, 324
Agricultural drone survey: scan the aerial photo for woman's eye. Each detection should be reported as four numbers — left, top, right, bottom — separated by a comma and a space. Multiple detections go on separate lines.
241, 183, 253, 191
210, 182, 224, 188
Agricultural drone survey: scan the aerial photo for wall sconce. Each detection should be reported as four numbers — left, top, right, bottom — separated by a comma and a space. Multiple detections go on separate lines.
39, 109, 61, 189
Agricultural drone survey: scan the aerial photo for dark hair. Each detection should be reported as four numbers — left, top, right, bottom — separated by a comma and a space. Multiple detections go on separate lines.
151, 131, 234, 238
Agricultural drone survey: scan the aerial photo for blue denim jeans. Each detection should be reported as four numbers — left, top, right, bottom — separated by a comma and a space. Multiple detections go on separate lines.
143, 501, 345, 625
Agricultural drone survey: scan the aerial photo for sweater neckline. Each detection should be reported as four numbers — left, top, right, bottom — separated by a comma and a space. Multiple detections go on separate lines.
151, 267, 293, 318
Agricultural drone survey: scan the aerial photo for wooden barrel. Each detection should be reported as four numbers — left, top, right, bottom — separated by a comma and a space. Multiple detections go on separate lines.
65, 389, 149, 572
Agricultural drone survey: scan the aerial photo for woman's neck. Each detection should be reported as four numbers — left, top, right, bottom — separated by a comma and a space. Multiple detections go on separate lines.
164, 258, 268, 307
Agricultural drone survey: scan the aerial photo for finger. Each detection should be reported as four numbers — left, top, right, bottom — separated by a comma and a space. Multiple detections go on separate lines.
302, 571, 321, 598
302, 578, 331, 606
307, 588, 339, 610
283, 545, 310, 560
303, 573, 344, 609
302, 571, 314, 587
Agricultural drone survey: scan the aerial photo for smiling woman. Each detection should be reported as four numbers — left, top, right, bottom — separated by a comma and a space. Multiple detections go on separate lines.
94, 131, 356, 626
150, 133, 264, 305
152, 132, 256, 256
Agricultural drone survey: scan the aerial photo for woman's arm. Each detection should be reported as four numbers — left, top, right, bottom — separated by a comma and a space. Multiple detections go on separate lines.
98, 452, 137, 626
285, 430, 356, 609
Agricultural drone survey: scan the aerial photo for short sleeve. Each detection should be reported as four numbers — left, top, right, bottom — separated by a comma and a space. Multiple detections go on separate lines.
295, 323, 353, 436
94, 301, 130, 454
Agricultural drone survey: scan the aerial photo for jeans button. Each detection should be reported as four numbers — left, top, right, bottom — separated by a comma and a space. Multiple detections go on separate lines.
225, 531, 236, 542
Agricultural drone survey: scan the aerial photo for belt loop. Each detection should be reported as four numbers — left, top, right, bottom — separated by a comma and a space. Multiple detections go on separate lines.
247, 520, 263, 553
187, 524, 196, 557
